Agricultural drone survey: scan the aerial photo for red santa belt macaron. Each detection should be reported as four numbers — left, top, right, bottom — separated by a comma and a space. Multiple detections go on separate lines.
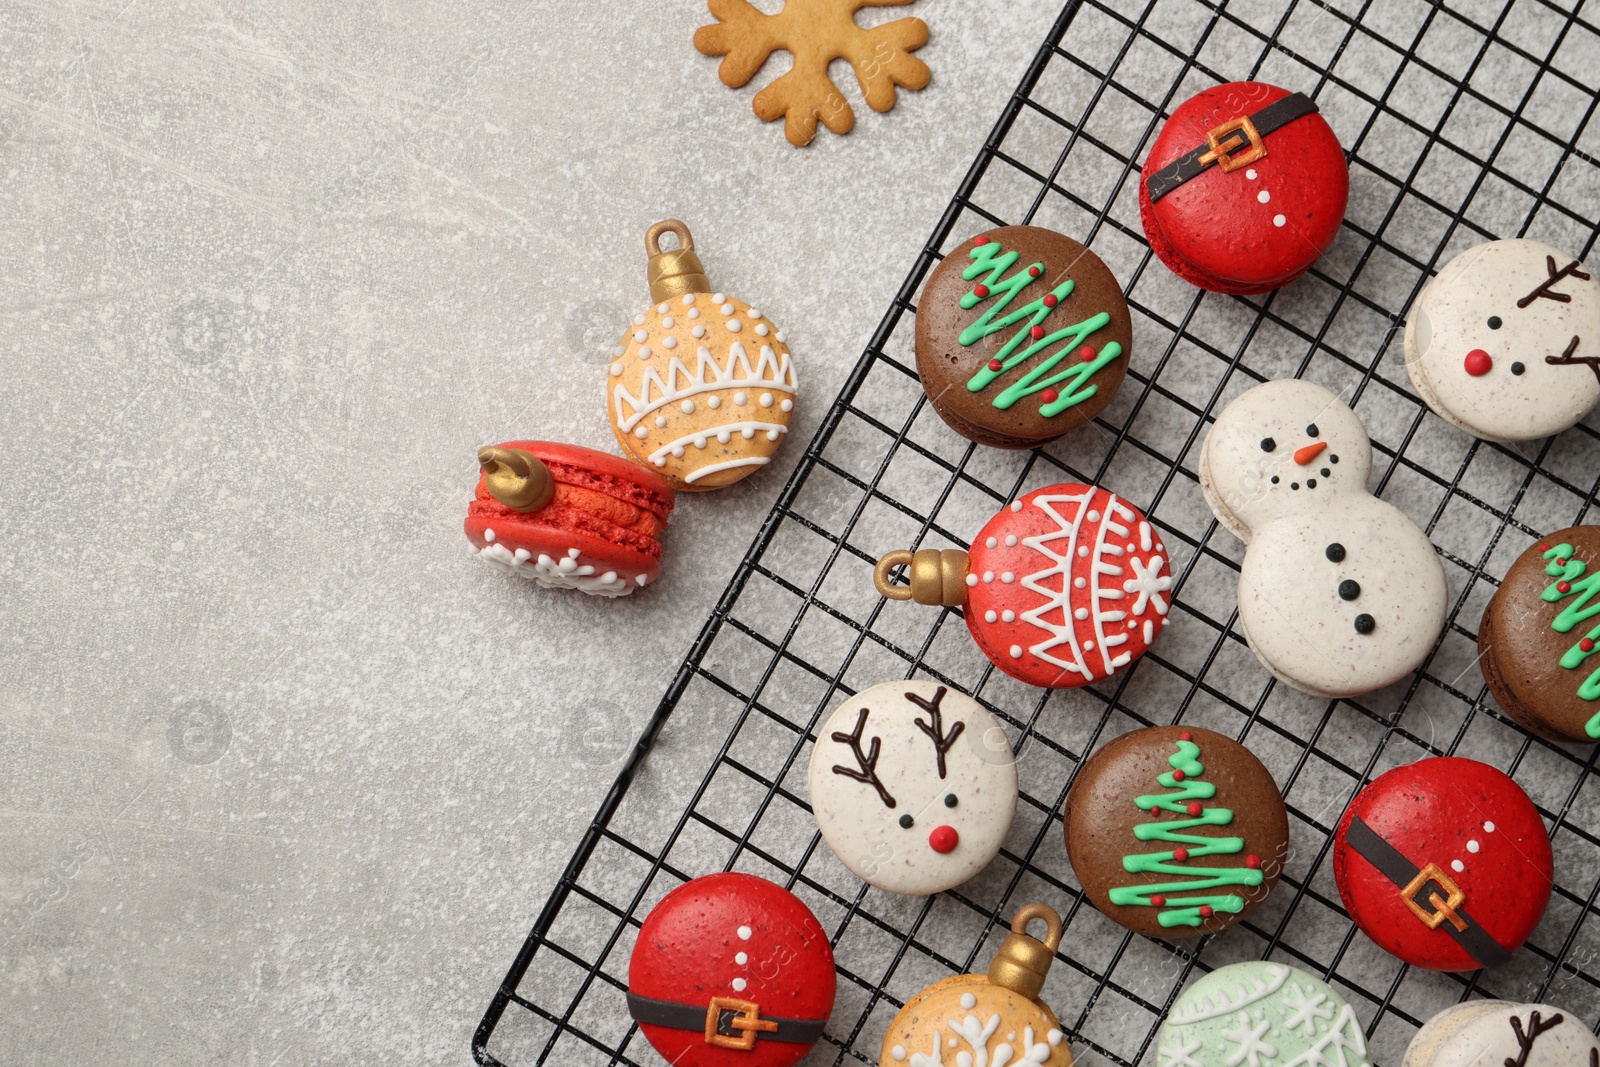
1144, 91, 1320, 202
1341, 816, 1510, 969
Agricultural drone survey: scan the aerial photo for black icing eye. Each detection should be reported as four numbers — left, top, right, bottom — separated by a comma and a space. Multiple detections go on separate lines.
1320, 467, 1331, 477
1290, 482, 1300, 490
1307, 478, 1318, 488
1271, 475, 1280, 484
1326, 543, 1346, 562
1354, 613, 1376, 634
1260, 437, 1276, 452
1339, 579, 1361, 601
944, 793, 958, 808
1306, 423, 1320, 437
898, 814, 914, 829
1488, 316, 1503, 329
1511, 361, 1525, 375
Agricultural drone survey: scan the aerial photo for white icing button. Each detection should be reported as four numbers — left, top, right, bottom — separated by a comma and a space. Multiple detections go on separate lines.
741, 426, 755, 439
681, 400, 695, 413
1077, 546, 1089, 557
671, 446, 685, 458
986, 537, 998, 549
1467, 839, 1480, 853
1001, 610, 1015, 622
1257, 190, 1271, 204
1245, 168, 1258, 180
1047, 1031, 1063, 1048
633, 313, 645, 326
662, 336, 678, 350
638, 346, 652, 359
891, 1047, 907, 1062
734, 392, 748, 405
959, 993, 976, 1010
483, 528, 495, 542
610, 363, 623, 376
717, 430, 731, 443
780, 399, 793, 412
610, 345, 624, 357
1451, 859, 1465, 873
682, 294, 695, 305
1273, 214, 1287, 227
965, 573, 978, 587
655, 416, 667, 428
983, 571, 994, 583
1084, 641, 1094, 651
737, 925, 751, 940
1087, 511, 1099, 521
707, 395, 721, 409
692, 434, 707, 449
985, 610, 997, 622
775, 331, 785, 342
1005, 534, 1018, 547
755, 323, 770, 336
1074, 608, 1089, 620
634, 330, 648, 343
1010, 500, 1022, 512
766, 429, 779, 441
713, 293, 726, 303
1484, 821, 1496, 832
1009, 645, 1022, 658
747, 307, 761, 318
637, 574, 648, 585
688, 307, 700, 319
720, 302, 735, 316
692, 325, 706, 338
634, 426, 648, 438
759, 392, 773, 407
732, 978, 747, 992
652, 456, 665, 466
657, 302, 669, 314
1001, 572, 1015, 583
1074, 577, 1086, 589
726, 319, 742, 332
735, 952, 747, 965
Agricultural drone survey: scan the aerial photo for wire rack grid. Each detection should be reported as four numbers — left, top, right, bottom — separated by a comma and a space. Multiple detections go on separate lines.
474, 2, 1600, 1065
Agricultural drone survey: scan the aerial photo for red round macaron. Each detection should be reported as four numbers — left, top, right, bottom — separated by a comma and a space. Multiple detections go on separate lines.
627, 873, 835, 1067
1332, 757, 1552, 972
965, 484, 1171, 688
465, 440, 674, 597
1140, 81, 1347, 294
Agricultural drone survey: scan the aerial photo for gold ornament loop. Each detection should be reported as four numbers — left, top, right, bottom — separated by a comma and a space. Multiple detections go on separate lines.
986, 903, 1063, 1000
646, 219, 712, 302
477, 445, 554, 512
874, 549, 970, 606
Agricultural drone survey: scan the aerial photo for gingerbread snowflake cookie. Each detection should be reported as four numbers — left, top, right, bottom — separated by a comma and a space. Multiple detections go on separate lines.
808, 681, 1016, 895
1199, 379, 1448, 697
694, 0, 931, 146
1406, 239, 1600, 441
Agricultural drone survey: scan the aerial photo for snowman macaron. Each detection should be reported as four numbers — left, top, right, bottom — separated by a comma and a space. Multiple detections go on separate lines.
1199, 379, 1448, 698
1406, 239, 1600, 441
807, 681, 1017, 895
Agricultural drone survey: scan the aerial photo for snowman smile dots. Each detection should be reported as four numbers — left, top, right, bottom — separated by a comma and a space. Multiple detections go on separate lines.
1199, 380, 1448, 697
807, 681, 1018, 896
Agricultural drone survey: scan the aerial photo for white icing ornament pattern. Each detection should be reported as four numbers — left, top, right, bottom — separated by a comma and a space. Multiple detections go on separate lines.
1159, 963, 1370, 1067
472, 541, 634, 597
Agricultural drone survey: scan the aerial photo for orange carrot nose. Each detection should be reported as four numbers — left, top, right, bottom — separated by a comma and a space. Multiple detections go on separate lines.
1294, 441, 1327, 465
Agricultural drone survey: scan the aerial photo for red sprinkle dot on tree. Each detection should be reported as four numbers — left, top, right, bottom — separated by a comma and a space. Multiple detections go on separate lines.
1539, 543, 1551, 551
1043, 294, 1058, 307
1030, 325, 1045, 340
1178, 731, 1192, 741
1149, 895, 1166, 907
974, 284, 990, 298
1245, 854, 1261, 869
1041, 387, 1060, 404
974, 235, 989, 246
1199, 905, 1214, 918
1172, 769, 1186, 782
1559, 581, 1573, 593
1080, 346, 1096, 363
1173, 847, 1190, 861
1029, 265, 1042, 277
988, 359, 1003, 372
1186, 802, 1203, 816
1583, 638, 1596, 652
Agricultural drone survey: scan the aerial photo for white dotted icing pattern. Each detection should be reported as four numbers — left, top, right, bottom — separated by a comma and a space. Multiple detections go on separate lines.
967, 488, 1171, 683
1245, 166, 1289, 228
612, 297, 797, 485
472, 540, 635, 597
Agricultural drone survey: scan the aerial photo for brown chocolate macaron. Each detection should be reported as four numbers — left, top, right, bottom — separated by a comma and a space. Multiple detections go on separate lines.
915, 226, 1131, 449
1063, 725, 1288, 939
1481, 527, 1600, 743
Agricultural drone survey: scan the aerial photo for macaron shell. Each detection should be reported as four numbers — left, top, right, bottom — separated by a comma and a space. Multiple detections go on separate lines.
1157, 962, 1371, 1067
1399, 1000, 1510, 1067
1403, 1001, 1599, 1067
627, 873, 835, 1067
1141, 82, 1347, 293
1479, 526, 1600, 743
1404, 240, 1600, 442
1333, 757, 1553, 972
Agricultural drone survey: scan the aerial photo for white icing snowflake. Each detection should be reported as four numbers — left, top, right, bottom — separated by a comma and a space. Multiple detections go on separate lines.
1158, 1033, 1206, 1067
1122, 554, 1171, 616
1220, 1009, 1279, 1067
1281, 983, 1333, 1036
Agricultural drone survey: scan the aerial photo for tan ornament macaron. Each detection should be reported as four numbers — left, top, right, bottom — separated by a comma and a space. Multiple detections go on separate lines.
608, 220, 798, 491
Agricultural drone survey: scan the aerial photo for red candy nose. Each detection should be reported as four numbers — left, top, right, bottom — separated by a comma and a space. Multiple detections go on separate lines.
1464, 349, 1493, 376
928, 825, 959, 854
1293, 441, 1327, 465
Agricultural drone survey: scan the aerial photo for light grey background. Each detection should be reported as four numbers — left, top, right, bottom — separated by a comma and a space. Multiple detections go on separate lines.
0, 1, 1063, 1063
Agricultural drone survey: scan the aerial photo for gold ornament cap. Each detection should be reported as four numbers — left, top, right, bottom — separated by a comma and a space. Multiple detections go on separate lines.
986, 904, 1063, 1000
646, 220, 712, 303
874, 549, 970, 606
477, 446, 554, 512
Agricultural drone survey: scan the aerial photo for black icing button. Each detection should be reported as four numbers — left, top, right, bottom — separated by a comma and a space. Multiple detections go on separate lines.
1339, 579, 1361, 601
1326, 543, 1346, 562
1354, 613, 1375, 634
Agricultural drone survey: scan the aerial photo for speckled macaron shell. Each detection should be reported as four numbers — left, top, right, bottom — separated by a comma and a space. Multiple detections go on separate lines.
807, 681, 1018, 896
1156, 962, 1372, 1067
1402, 1001, 1599, 1067
1405, 240, 1600, 442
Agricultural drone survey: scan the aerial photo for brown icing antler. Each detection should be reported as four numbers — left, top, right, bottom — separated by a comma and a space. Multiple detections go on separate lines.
830, 706, 896, 808
1504, 1009, 1564, 1067
1543, 334, 1600, 384
906, 686, 965, 779
1518, 255, 1592, 308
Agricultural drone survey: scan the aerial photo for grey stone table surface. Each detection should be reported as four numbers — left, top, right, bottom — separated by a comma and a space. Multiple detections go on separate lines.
0, 1, 1063, 1062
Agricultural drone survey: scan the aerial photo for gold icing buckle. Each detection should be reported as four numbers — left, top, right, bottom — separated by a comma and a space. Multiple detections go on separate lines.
704, 997, 778, 1050
1198, 115, 1267, 173
1401, 863, 1468, 932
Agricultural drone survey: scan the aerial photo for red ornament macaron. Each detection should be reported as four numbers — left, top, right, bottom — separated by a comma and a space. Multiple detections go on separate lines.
465, 440, 674, 597
627, 873, 835, 1067
875, 484, 1172, 687
1332, 757, 1552, 972
1140, 81, 1348, 294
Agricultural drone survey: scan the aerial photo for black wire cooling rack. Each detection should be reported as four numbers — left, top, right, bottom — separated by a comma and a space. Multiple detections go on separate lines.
474, 2, 1600, 1064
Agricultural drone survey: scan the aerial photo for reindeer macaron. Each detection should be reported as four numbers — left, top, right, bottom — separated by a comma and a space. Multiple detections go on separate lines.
1406, 239, 1600, 441
807, 681, 1017, 896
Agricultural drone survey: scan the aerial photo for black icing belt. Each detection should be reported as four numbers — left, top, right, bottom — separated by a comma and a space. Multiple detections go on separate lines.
626, 992, 826, 1044
1344, 816, 1513, 969
1145, 92, 1321, 203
